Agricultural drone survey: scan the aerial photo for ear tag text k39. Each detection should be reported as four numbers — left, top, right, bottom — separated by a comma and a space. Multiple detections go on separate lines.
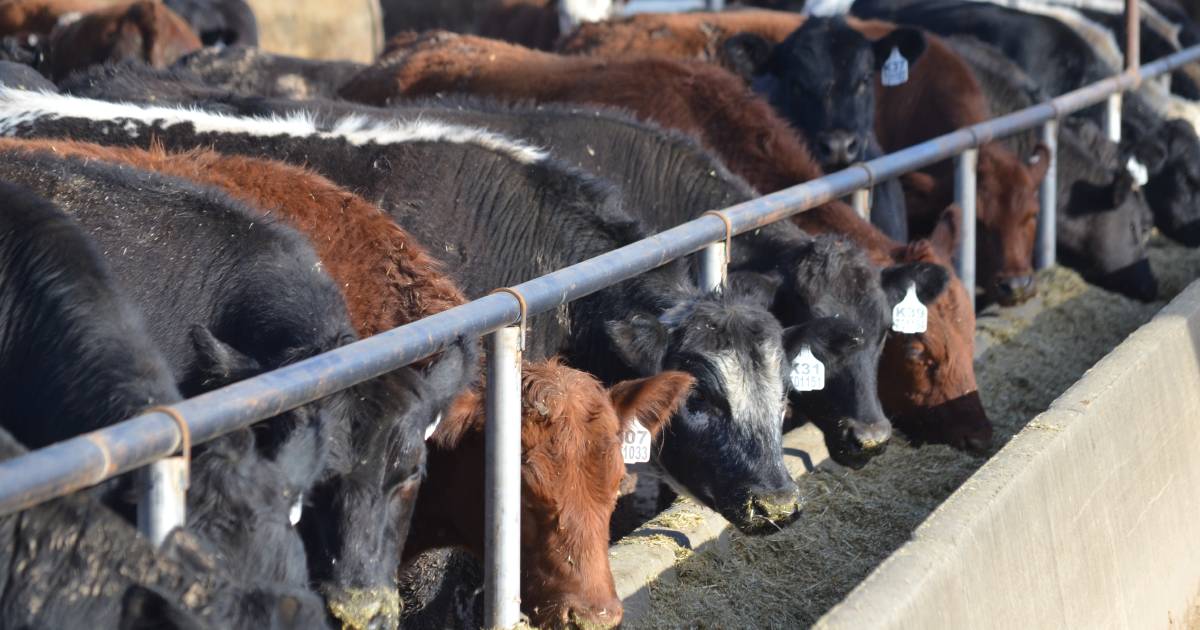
882, 46, 909, 87
892, 283, 928, 334
621, 419, 652, 464
790, 345, 825, 392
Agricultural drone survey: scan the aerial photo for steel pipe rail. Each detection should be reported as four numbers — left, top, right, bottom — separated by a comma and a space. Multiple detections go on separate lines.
1, 39, 1199, 522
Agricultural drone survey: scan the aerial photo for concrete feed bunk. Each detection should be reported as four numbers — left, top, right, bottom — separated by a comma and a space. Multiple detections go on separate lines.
611, 237, 1200, 628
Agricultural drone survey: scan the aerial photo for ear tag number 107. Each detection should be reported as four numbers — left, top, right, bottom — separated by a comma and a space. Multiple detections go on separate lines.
892, 283, 928, 334
621, 419, 652, 464
882, 47, 909, 87
790, 345, 825, 392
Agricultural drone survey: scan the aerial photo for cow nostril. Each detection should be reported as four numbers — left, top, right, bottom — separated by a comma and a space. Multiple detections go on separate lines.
845, 135, 859, 156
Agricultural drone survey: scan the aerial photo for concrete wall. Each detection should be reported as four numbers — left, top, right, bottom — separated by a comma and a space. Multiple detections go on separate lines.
817, 281, 1200, 630
246, 0, 383, 63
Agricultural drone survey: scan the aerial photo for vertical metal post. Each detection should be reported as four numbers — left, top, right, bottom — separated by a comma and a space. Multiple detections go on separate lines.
954, 149, 978, 305
852, 188, 871, 220
1106, 93, 1122, 143
705, 0, 726, 10
138, 459, 187, 547
698, 242, 727, 292
1126, 0, 1140, 76
484, 326, 522, 630
1036, 119, 1058, 270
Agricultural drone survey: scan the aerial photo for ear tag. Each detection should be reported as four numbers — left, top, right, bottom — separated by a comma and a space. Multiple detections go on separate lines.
881, 47, 909, 87
1126, 156, 1149, 188
621, 419, 653, 464
424, 412, 443, 441
289, 496, 303, 526
892, 283, 928, 334
789, 345, 826, 392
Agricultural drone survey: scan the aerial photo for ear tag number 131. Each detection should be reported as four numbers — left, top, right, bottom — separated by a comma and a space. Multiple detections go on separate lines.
882, 47, 909, 87
621, 420, 652, 464
892, 283, 927, 334
790, 345, 825, 392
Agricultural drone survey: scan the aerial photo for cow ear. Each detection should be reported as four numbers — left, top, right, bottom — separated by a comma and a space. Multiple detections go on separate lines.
606, 315, 669, 372
190, 325, 261, 385
609, 371, 694, 437
722, 33, 774, 82
929, 203, 961, 261
882, 261, 950, 306
783, 317, 865, 364
872, 27, 926, 70
727, 269, 783, 309
119, 586, 206, 630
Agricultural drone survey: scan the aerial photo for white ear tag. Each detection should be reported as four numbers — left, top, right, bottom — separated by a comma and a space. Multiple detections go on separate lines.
789, 345, 826, 392
881, 47, 909, 87
621, 419, 652, 464
1126, 157, 1149, 188
289, 496, 303, 526
892, 283, 928, 334
424, 412, 443, 441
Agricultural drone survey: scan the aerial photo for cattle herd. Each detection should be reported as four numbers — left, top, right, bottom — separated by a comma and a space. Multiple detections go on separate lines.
0, 0, 1197, 628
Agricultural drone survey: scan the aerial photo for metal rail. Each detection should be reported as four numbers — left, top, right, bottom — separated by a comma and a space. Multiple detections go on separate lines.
0, 8, 1194, 627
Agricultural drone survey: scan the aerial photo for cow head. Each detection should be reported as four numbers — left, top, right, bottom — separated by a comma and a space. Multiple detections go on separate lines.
1137, 119, 1200, 248
878, 207, 994, 451
1059, 119, 1157, 302
605, 287, 802, 534
733, 235, 942, 469
299, 341, 474, 630
422, 361, 693, 630
723, 17, 926, 170
976, 144, 1048, 306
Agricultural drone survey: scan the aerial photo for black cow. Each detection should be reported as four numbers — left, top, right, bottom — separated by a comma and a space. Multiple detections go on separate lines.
1078, 7, 1200, 99
946, 36, 1158, 299
164, 0, 258, 47
721, 16, 922, 242
851, 0, 1200, 249
0, 86, 808, 535
0, 428, 329, 630
0, 145, 447, 630
0, 182, 325, 629
175, 46, 365, 100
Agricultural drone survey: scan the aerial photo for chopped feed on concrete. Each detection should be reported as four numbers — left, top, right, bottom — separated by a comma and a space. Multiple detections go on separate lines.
627, 237, 1200, 629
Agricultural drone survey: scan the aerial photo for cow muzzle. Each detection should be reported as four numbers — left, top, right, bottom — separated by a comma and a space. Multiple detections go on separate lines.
324, 586, 401, 630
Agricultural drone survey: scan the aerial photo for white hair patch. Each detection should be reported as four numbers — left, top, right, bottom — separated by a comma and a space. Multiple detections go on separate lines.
0, 88, 550, 165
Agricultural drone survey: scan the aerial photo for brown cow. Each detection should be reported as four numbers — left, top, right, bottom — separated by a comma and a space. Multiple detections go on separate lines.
411, 361, 693, 629
338, 30, 991, 449
0, 136, 690, 629
45, 0, 200, 80
562, 11, 1049, 305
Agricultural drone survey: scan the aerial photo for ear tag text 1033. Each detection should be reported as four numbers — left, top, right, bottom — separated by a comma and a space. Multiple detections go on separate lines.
892, 283, 928, 334
621, 419, 652, 464
882, 47, 909, 87
790, 345, 825, 392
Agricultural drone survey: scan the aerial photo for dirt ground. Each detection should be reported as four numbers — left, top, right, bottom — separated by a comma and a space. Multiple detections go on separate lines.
626, 236, 1200, 629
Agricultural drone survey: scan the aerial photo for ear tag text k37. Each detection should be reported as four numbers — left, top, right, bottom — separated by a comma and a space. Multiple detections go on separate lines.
882, 46, 909, 87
